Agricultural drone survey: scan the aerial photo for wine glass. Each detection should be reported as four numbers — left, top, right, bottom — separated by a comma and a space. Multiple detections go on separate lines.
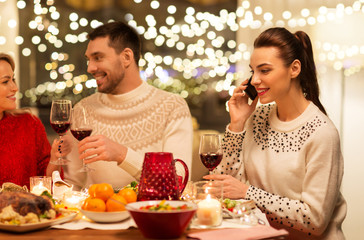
199, 134, 223, 176
50, 99, 72, 165
70, 106, 94, 172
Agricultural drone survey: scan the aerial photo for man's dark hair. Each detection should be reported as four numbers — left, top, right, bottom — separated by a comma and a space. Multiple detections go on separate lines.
88, 21, 141, 65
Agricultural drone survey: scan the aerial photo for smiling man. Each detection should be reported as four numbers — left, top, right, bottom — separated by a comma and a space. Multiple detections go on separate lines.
63, 21, 193, 190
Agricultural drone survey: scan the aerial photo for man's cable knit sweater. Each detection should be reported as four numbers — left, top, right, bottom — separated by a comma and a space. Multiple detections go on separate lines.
0, 113, 51, 188
64, 81, 193, 190
214, 102, 346, 240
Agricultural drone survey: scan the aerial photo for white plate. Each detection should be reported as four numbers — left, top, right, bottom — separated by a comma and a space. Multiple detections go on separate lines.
0, 212, 77, 233
79, 209, 129, 223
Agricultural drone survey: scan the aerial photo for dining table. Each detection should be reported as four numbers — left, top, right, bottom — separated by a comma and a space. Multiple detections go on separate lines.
0, 210, 288, 240
0, 183, 287, 240
0, 227, 287, 240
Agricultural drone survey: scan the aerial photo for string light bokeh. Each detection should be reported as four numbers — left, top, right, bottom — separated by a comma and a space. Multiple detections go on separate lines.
1, 0, 364, 109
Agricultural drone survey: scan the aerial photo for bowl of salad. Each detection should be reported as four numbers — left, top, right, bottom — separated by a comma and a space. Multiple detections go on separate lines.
126, 200, 197, 239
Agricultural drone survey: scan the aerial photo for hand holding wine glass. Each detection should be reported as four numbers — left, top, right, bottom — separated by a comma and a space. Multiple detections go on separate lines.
50, 100, 72, 165
70, 106, 94, 172
199, 134, 223, 176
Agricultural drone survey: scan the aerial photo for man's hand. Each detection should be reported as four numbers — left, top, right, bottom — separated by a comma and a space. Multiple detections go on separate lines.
78, 135, 127, 165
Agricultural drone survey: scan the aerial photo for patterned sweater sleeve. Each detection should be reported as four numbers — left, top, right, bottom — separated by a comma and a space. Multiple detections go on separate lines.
213, 125, 247, 182
245, 124, 344, 237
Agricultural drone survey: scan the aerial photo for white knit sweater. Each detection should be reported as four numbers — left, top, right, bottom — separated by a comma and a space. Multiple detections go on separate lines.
215, 102, 346, 240
64, 81, 193, 190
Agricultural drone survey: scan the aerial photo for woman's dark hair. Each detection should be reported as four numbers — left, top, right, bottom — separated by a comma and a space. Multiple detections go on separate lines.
88, 21, 141, 65
254, 27, 326, 115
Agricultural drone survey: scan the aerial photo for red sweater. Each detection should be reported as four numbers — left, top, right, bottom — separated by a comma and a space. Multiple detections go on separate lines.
0, 113, 51, 188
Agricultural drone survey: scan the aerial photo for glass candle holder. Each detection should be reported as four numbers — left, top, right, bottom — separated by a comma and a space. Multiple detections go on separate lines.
63, 191, 88, 209
181, 181, 194, 201
30, 176, 52, 195
192, 180, 223, 228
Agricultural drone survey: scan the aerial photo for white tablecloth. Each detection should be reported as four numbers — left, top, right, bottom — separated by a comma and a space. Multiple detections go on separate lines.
51, 208, 268, 230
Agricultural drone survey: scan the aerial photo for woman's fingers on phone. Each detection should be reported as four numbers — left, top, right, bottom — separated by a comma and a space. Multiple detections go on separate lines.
233, 85, 241, 93
241, 79, 249, 85
234, 84, 247, 95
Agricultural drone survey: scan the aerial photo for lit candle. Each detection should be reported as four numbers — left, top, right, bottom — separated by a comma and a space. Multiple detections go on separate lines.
63, 191, 87, 209
196, 194, 222, 226
31, 182, 50, 195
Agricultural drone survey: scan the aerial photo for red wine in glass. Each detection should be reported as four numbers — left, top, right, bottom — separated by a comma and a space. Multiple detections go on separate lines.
199, 134, 222, 176
51, 121, 70, 135
70, 107, 94, 172
200, 152, 223, 171
50, 100, 72, 165
71, 128, 92, 141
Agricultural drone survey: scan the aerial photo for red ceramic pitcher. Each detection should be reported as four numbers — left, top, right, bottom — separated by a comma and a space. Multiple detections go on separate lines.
137, 152, 189, 201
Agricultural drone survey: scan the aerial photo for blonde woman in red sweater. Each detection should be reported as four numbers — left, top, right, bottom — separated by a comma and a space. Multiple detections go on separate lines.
0, 53, 70, 188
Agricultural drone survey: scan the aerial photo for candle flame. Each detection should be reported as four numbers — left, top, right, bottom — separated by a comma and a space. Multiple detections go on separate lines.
206, 194, 212, 200
31, 181, 50, 195
66, 195, 81, 204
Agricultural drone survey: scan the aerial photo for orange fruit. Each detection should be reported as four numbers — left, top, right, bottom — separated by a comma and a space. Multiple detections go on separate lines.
106, 194, 127, 212
82, 197, 94, 209
117, 188, 137, 203
82, 197, 106, 212
88, 184, 98, 197
91, 183, 114, 202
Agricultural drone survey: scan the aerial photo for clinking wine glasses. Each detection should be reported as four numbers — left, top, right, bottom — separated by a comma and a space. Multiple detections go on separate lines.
199, 134, 223, 176
50, 99, 72, 165
70, 106, 94, 172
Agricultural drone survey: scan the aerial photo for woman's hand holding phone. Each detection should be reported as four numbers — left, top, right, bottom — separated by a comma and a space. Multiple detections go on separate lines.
228, 77, 258, 132
244, 76, 258, 100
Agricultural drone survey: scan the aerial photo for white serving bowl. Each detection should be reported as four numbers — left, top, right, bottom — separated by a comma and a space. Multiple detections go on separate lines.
79, 209, 129, 223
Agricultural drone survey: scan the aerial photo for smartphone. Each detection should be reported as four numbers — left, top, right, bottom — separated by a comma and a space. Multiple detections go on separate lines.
244, 76, 257, 100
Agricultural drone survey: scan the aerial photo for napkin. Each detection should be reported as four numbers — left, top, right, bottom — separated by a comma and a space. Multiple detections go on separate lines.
51, 207, 268, 231
51, 216, 136, 230
187, 225, 288, 240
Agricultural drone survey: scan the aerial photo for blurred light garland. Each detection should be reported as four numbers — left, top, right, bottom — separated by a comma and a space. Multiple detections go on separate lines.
1, 0, 364, 107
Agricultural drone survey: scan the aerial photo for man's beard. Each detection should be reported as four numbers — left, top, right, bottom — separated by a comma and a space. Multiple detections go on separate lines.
97, 71, 124, 94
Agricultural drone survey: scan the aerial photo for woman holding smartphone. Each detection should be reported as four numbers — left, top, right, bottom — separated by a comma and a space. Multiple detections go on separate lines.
205, 28, 346, 240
